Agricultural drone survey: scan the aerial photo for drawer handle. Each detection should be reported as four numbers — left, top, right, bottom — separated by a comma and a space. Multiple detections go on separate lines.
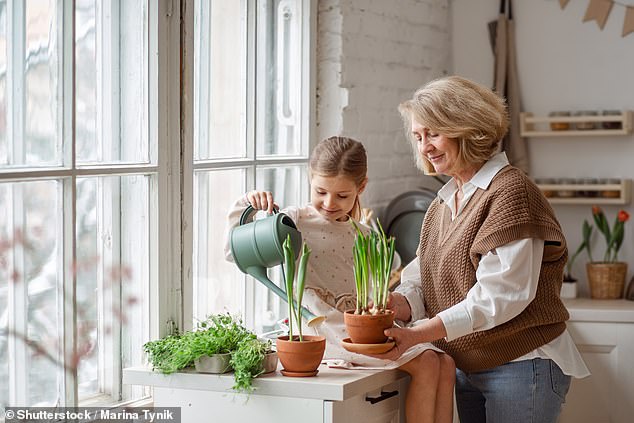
365, 390, 399, 404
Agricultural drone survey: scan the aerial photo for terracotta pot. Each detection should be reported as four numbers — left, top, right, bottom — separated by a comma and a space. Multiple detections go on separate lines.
276, 335, 325, 377
344, 309, 395, 344
586, 262, 627, 299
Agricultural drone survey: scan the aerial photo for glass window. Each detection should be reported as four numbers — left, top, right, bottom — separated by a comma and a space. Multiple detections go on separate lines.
0, 0, 154, 410
192, 0, 312, 332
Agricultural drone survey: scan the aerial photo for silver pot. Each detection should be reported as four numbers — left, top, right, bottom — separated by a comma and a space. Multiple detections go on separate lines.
194, 353, 232, 374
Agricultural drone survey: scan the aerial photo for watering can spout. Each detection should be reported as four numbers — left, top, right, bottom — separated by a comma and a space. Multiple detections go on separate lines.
247, 266, 324, 326
230, 206, 325, 327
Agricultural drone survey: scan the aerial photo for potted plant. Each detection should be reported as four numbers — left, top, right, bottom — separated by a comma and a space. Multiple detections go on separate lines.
143, 312, 276, 392
579, 206, 630, 299
562, 221, 592, 298
275, 234, 326, 377
343, 220, 396, 344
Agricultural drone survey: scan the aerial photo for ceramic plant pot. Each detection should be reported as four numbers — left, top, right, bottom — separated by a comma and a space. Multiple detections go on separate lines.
275, 335, 325, 377
194, 353, 232, 374
560, 281, 578, 299
344, 309, 395, 344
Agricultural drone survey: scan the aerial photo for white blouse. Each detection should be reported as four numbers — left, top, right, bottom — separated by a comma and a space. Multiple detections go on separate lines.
397, 152, 589, 378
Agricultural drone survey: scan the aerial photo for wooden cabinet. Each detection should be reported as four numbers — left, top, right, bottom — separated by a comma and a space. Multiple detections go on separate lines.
123, 366, 410, 423
559, 299, 634, 423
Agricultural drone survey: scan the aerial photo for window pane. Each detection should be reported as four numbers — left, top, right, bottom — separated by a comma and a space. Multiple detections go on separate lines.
24, 0, 62, 166
76, 0, 149, 164
256, 0, 303, 157
194, 0, 247, 160
76, 175, 150, 400
252, 165, 306, 332
0, 180, 62, 407
193, 169, 246, 321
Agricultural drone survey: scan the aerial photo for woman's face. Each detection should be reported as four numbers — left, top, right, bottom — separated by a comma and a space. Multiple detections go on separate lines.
411, 119, 460, 178
310, 174, 365, 221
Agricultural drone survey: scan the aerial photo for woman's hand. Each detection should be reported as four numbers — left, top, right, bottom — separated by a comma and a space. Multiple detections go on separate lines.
371, 326, 420, 360
246, 190, 278, 214
366, 316, 448, 360
387, 292, 412, 322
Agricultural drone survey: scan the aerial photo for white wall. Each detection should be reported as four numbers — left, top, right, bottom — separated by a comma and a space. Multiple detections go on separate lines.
316, 0, 634, 297
316, 0, 452, 211
452, 0, 634, 297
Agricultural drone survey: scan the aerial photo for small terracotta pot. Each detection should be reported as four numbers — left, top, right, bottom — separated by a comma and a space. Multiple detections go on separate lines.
344, 309, 395, 344
276, 335, 325, 376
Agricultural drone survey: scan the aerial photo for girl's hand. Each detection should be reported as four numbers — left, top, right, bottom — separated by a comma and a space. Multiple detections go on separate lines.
387, 292, 412, 322
246, 190, 278, 214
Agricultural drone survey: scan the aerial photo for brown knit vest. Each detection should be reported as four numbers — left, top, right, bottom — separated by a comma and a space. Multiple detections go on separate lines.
419, 165, 569, 372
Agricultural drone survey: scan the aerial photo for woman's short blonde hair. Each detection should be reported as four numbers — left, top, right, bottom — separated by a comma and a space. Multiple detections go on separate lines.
398, 76, 509, 175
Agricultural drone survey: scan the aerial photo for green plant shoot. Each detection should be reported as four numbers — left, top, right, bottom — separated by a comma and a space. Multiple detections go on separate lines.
282, 234, 311, 341
351, 219, 395, 315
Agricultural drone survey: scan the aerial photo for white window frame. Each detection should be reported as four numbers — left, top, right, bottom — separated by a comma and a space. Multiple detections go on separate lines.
0, 0, 181, 407
181, 0, 316, 330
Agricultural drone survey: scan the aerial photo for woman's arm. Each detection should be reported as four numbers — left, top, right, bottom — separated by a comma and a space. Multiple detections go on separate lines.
392, 258, 426, 322
436, 237, 545, 341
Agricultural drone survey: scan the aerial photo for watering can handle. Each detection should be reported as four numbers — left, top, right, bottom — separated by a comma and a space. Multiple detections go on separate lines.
239, 204, 280, 225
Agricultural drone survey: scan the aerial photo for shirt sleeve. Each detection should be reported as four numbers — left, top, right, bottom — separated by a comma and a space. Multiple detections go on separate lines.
223, 195, 251, 262
394, 258, 427, 321
436, 237, 545, 341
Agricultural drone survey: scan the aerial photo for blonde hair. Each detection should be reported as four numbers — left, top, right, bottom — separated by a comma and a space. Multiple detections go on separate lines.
309, 136, 368, 220
398, 76, 509, 175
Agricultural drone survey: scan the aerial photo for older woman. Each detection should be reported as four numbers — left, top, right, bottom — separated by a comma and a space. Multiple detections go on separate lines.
379, 76, 589, 423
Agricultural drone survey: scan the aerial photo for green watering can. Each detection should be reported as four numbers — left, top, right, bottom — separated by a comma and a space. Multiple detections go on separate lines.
229, 205, 325, 326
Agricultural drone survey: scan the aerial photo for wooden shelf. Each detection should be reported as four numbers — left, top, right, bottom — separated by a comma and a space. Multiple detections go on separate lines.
537, 179, 631, 205
520, 111, 632, 137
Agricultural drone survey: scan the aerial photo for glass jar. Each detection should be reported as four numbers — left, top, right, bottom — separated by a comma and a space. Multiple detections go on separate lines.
573, 111, 597, 130
581, 177, 599, 198
602, 110, 622, 130
556, 178, 577, 198
600, 178, 622, 198
549, 111, 570, 131
535, 178, 557, 198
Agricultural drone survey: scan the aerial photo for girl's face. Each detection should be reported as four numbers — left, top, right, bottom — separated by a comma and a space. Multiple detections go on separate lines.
411, 119, 460, 178
310, 174, 366, 221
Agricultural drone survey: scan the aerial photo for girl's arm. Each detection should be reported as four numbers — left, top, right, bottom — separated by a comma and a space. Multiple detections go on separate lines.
223, 192, 300, 262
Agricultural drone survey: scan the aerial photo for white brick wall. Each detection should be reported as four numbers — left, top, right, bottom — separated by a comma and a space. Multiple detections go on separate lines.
316, 0, 451, 214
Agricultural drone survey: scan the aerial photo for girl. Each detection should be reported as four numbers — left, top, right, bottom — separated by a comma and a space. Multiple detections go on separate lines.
225, 136, 455, 423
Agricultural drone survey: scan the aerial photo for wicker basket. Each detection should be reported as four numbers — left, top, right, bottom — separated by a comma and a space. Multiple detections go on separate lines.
586, 262, 627, 299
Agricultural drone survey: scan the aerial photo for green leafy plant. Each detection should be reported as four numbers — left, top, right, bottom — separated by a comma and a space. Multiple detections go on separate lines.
351, 219, 395, 315
142, 331, 191, 374
282, 234, 311, 341
143, 313, 271, 392
230, 337, 272, 393
565, 220, 593, 281
577, 206, 630, 263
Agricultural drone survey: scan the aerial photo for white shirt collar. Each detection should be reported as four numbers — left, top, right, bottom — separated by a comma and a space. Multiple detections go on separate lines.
437, 151, 510, 218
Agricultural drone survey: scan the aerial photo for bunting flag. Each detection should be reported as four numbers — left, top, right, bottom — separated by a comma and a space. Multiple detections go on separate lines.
583, 0, 614, 29
561, 0, 634, 37
623, 6, 634, 36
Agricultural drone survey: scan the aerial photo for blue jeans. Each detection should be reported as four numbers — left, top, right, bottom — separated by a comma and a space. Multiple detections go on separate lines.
455, 358, 571, 423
